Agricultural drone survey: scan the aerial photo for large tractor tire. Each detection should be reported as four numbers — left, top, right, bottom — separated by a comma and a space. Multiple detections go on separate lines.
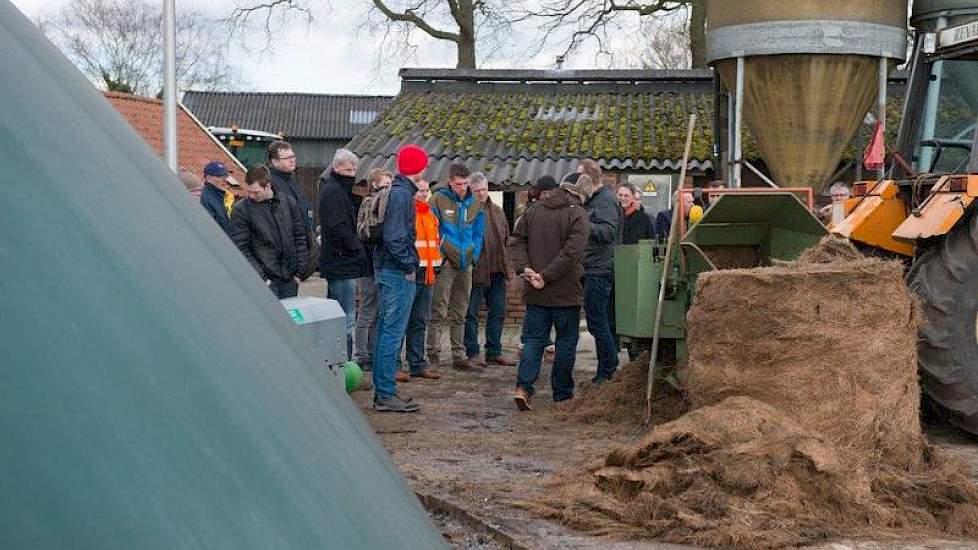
907, 205, 978, 435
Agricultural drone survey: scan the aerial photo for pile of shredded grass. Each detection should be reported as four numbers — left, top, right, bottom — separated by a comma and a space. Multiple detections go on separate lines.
560, 353, 685, 427
528, 242, 978, 549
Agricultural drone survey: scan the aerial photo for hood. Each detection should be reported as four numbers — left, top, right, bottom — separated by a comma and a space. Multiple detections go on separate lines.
540, 189, 578, 209
435, 186, 471, 204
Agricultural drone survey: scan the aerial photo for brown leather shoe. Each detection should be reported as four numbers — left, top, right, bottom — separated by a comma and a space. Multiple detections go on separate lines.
395, 370, 410, 383
487, 355, 517, 367
452, 357, 483, 371
410, 369, 442, 380
468, 355, 487, 367
514, 387, 533, 411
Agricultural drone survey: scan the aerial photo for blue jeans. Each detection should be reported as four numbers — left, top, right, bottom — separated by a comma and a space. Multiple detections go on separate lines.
517, 304, 580, 401
400, 282, 434, 374
585, 274, 619, 381
326, 277, 357, 359
464, 273, 507, 359
373, 268, 416, 399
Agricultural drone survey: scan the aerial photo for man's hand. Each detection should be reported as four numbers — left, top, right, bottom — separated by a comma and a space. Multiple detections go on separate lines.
529, 272, 546, 290
521, 267, 537, 280
293, 276, 302, 285
405, 270, 416, 282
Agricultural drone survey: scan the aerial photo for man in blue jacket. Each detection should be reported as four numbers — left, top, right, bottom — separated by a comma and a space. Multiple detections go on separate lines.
372, 145, 427, 413
199, 161, 233, 234
426, 164, 486, 371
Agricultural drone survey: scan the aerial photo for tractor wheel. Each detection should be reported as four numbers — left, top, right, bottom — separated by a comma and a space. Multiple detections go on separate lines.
907, 205, 978, 435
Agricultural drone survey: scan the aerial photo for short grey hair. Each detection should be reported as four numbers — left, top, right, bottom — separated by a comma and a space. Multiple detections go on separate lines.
467, 172, 489, 189
332, 148, 359, 168
829, 181, 851, 197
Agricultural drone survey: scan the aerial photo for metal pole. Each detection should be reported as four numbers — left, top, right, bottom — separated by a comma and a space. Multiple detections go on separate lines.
877, 56, 887, 181
163, 0, 178, 172
733, 56, 745, 188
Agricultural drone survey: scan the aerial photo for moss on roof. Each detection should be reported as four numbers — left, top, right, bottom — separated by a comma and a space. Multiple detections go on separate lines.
349, 89, 904, 167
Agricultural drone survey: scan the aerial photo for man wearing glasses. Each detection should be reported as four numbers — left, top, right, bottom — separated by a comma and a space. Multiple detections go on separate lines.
267, 140, 313, 231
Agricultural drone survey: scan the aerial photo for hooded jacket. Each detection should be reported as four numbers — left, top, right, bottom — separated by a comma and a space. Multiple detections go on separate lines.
583, 185, 623, 277
507, 189, 591, 308
429, 186, 485, 271
374, 175, 420, 274
229, 191, 308, 282
317, 169, 369, 280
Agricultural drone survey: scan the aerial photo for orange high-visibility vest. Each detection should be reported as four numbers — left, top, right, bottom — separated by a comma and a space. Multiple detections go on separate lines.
415, 199, 441, 285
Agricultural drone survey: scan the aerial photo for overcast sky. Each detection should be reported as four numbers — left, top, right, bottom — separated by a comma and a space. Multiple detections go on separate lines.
11, 0, 651, 96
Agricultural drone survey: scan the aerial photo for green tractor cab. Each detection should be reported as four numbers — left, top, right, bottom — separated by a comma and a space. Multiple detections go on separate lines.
615, 192, 826, 362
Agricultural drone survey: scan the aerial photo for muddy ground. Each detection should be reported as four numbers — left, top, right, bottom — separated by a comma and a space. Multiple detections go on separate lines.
351, 352, 978, 550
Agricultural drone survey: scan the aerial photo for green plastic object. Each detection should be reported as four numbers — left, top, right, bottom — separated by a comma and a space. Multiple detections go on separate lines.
0, 3, 447, 549
343, 362, 364, 393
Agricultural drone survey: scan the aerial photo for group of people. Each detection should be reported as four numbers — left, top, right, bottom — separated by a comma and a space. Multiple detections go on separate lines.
189, 140, 701, 414
193, 141, 314, 300
316, 146, 519, 413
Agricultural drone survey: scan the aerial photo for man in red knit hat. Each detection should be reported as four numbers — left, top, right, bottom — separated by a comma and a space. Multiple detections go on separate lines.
371, 144, 428, 412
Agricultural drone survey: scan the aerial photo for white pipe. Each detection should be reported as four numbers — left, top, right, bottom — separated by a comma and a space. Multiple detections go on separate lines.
163, 0, 178, 172
733, 56, 745, 188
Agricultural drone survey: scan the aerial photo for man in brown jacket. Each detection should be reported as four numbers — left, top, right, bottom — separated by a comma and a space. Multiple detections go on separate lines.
507, 173, 592, 411
464, 176, 517, 367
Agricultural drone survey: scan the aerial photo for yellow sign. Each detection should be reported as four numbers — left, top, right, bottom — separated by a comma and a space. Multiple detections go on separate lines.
229, 139, 245, 147
643, 182, 657, 193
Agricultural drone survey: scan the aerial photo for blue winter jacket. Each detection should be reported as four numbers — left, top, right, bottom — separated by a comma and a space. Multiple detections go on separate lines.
374, 175, 420, 274
429, 187, 485, 271
200, 183, 230, 234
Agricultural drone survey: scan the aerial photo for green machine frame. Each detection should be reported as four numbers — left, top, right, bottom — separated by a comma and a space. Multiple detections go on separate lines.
615, 192, 827, 361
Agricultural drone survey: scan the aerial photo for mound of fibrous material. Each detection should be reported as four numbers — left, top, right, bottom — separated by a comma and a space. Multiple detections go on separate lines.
532, 255, 978, 549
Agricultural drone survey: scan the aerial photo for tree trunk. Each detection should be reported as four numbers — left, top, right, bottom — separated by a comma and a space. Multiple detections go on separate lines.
456, 32, 476, 68
689, 0, 707, 68
455, 0, 476, 69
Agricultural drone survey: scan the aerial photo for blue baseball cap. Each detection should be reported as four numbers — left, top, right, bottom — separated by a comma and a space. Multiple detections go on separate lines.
203, 161, 228, 177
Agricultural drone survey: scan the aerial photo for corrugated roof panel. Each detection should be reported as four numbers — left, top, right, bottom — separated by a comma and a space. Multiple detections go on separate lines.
182, 91, 393, 140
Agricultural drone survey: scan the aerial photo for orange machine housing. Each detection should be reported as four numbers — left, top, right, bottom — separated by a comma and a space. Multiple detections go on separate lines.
832, 175, 978, 256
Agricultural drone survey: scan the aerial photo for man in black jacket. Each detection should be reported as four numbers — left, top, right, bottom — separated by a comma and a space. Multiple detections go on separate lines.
618, 183, 654, 244
230, 165, 308, 299
317, 148, 368, 359
577, 160, 623, 384
267, 140, 312, 230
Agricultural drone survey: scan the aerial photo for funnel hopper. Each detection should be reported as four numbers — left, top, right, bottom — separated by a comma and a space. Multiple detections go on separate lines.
707, 0, 908, 193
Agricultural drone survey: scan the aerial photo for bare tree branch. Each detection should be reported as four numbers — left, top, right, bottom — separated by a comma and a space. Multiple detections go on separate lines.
372, 0, 459, 41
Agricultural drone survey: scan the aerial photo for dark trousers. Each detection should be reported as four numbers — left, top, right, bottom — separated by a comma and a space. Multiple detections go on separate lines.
517, 304, 580, 402
270, 278, 298, 299
400, 282, 435, 374
584, 274, 619, 381
464, 272, 507, 359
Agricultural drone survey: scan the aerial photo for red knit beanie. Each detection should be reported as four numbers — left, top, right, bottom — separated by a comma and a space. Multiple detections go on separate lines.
397, 144, 428, 176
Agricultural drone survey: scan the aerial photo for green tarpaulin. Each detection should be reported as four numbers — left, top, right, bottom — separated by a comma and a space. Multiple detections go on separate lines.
0, 2, 446, 548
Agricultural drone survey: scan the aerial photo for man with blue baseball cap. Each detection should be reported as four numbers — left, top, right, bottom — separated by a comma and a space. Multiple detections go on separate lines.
200, 160, 234, 234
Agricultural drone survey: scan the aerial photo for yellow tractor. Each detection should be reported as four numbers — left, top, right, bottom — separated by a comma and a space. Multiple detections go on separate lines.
834, 1, 978, 434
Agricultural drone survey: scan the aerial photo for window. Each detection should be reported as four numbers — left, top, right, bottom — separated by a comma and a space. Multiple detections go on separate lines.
349, 110, 378, 125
